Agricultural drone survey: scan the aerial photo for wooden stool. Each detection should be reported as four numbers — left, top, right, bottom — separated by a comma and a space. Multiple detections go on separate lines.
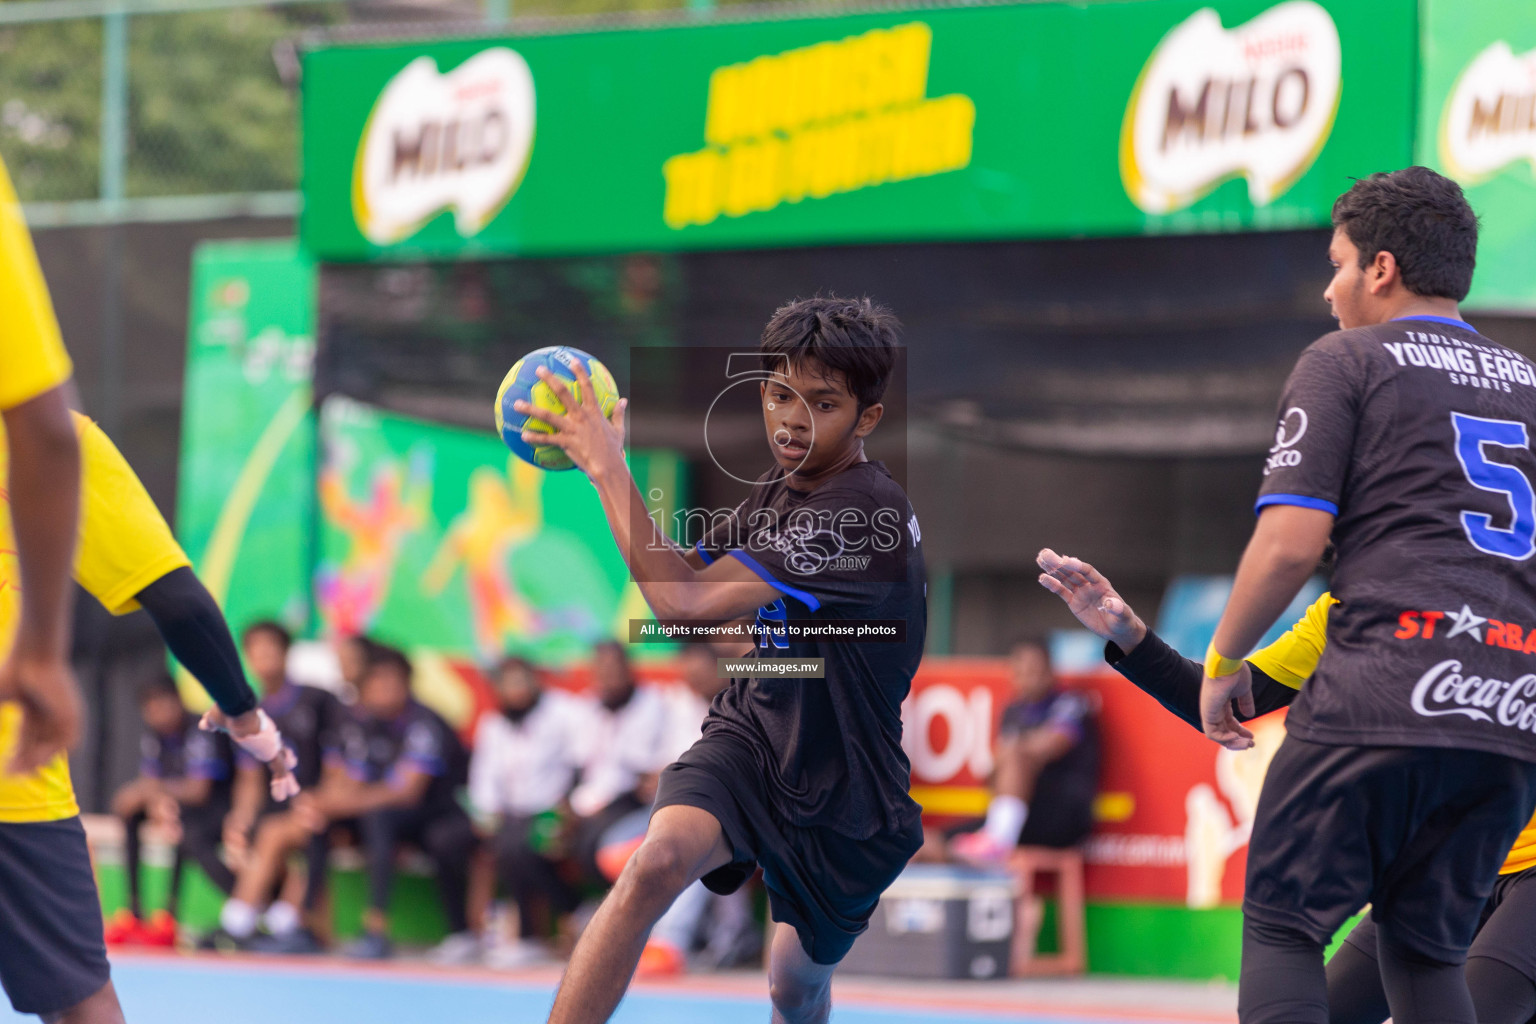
1008, 846, 1086, 976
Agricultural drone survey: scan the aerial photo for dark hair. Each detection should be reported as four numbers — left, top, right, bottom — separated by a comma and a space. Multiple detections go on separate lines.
242, 619, 292, 651
760, 296, 900, 411
1007, 633, 1051, 658
342, 633, 380, 657
1330, 167, 1478, 301
364, 644, 413, 683
138, 674, 181, 704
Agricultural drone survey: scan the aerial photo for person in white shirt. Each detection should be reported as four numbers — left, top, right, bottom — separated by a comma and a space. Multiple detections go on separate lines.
469, 656, 593, 965
566, 642, 670, 886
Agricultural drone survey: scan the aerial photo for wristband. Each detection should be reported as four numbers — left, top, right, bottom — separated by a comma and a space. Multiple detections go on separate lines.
1204, 642, 1245, 679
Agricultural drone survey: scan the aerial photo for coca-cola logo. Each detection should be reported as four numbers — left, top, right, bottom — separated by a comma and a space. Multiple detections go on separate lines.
1411, 658, 1536, 731
351, 48, 536, 245
1120, 1, 1341, 214
1440, 41, 1536, 185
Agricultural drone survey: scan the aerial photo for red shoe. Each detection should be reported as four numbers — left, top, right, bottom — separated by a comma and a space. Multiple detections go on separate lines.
139, 910, 178, 947
103, 909, 143, 946
950, 830, 1013, 867
635, 940, 686, 979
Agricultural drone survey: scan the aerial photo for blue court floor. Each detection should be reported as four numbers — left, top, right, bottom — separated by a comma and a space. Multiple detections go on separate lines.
0, 955, 1237, 1024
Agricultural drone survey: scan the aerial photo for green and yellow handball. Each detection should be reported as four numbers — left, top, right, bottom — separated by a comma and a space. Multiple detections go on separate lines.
494, 346, 620, 471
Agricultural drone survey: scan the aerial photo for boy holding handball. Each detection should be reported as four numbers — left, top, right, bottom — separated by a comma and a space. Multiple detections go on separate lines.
515, 297, 926, 1024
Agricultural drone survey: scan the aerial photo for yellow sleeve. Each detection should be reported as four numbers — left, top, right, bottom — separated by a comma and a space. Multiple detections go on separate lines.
1244, 592, 1338, 690
74, 414, 190, 615
0, 158, 70, 411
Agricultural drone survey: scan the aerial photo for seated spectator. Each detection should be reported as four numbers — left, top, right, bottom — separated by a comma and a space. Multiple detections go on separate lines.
213, 620, 347, 951
635, 644, 759, 976
565, 641, 670, 885
468, 656, 593, 967
950, 636, 1101, 865
105, 676, 236, 946
271, 645, 477, 962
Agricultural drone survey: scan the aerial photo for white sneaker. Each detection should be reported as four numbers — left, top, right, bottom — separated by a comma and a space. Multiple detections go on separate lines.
485, 938, 555, 970
428, 931, 483, 966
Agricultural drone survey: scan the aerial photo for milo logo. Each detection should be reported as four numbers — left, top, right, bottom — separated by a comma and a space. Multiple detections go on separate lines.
351, 48, 536, 245
1120, 0, 1341, 214
1440, 42, 1536, 184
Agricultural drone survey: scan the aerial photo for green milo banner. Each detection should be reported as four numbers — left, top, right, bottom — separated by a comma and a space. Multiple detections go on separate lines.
316, 397, 677, 665
177, 240, 318, 657
301, 0, 1416, 261
1419, 0, 1536, 310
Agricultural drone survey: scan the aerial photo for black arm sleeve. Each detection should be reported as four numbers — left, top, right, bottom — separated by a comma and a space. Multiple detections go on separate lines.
1104, 629, 1297, 731
137, 566, 260, 717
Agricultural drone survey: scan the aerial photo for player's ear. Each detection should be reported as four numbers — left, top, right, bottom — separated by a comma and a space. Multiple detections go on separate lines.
1370, 250, 1399, 294
854, 402, 884, 437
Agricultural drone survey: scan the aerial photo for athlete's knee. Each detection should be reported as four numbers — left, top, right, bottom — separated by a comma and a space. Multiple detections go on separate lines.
768, 973, 831, 1024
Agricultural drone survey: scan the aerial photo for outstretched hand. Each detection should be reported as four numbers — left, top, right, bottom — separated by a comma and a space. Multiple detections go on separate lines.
513, 363, 629, 483
1036, 548, 1147, 653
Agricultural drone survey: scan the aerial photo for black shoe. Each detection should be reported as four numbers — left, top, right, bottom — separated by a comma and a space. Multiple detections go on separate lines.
246, 929, 324, 955
194, 928, 254, 953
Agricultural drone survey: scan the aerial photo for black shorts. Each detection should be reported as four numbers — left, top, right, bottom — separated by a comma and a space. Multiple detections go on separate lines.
1343, 864, 1536, 982
653, 734, 923, 966
1245, 735, 1536, 962
0, 817, 111, 1015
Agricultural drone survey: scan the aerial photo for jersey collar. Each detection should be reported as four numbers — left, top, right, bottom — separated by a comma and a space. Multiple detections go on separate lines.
1392, 314, 1476, 333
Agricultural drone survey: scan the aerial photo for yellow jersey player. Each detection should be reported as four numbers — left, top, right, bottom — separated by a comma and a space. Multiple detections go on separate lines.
0, 153, 83, 780
1039, 548, 1536, 1024
0, 412, 298, 1023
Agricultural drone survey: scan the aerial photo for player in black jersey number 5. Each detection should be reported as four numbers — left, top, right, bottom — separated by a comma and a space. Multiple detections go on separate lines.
1201, 167, 1536, 1024
515, 297, 926, 1024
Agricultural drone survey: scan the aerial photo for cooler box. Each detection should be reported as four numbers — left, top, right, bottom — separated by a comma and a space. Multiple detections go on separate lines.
839, 863, 1019, 979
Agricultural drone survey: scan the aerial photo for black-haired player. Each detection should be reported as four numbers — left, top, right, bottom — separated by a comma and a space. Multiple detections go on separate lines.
1197, 167, 1536, 1024
516, 296, 926, 1024
1039, 548, 1536, 1024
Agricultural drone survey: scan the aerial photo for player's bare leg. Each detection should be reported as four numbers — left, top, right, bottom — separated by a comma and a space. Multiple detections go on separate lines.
44, 980, 125, 1024
547, 805, 731, 1024
767, 922, 836, 1024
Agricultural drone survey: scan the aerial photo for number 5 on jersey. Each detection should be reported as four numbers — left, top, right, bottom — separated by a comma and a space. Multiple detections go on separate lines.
1452, 411, 1536, 561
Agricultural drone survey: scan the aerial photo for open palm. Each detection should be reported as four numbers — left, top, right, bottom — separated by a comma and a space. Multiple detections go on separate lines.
1036, 548, 1146, 651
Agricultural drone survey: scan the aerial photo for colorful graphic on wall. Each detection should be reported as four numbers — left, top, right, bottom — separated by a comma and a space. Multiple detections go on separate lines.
316, 397, 676, 665
177, 240, 318, 648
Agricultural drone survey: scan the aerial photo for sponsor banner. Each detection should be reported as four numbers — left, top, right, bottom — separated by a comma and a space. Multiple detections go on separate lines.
302, 0, 1414, 260
176, 240, 318, 670
1420, 0, 1536, 309
903, 659, 1277, 906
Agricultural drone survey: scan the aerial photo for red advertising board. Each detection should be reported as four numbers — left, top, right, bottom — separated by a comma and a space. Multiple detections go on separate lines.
902, 658, 1287, 907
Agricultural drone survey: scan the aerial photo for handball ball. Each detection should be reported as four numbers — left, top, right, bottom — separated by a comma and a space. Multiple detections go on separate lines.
494, 346, 620, 471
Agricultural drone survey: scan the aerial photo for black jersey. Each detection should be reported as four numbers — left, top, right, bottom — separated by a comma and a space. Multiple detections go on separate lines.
1257, 315, 1536, 761
692, 460, 927, 840
335, 701, 468, 813
140, 712, 234, 797
247, 681, 347, 789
